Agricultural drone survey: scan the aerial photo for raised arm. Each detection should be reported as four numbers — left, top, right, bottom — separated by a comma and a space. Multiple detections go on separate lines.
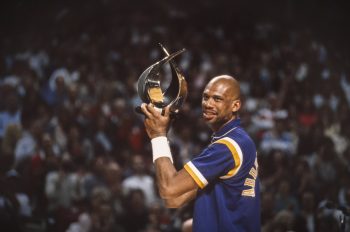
141, 103, 198, 204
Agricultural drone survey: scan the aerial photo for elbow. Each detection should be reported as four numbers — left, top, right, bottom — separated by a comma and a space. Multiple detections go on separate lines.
158, 184, 177, 199
164, 199, 183, 208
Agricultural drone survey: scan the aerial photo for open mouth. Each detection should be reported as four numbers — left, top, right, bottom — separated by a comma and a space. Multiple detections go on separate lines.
203, 111, 217, 120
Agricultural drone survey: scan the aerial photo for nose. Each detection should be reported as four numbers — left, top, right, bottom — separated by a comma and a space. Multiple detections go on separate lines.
202, 98, 213, 108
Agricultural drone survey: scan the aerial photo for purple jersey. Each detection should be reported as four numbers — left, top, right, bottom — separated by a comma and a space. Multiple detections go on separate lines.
184, 119, 260, 232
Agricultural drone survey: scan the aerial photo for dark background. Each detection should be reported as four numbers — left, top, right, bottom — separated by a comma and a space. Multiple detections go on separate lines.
1, 0, 350, 232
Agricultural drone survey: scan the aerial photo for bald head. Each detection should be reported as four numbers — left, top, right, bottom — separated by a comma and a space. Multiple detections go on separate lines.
206, 75, 240, 100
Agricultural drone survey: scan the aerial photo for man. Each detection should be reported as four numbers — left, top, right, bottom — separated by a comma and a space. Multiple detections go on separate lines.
141, 75, 260, 232
122, 154, 158, 206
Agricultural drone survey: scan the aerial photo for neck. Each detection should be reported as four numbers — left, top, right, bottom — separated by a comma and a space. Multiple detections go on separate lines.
211, 115, 236, 132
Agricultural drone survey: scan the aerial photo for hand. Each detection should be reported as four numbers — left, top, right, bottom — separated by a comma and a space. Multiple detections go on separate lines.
141, 103, 171, 139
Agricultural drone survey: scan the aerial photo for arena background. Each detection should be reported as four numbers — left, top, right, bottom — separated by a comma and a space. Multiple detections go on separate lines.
1, 0, 350, 231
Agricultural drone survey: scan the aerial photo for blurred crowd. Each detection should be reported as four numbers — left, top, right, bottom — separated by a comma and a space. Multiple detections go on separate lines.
1, 0, 350, 231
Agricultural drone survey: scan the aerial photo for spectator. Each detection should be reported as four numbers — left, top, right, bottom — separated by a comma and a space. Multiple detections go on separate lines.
0, 90, 21, 139
120, 189, 149, 232
274, 179, 299, 215
122, 154, 158, 207
14, 119, 43, 166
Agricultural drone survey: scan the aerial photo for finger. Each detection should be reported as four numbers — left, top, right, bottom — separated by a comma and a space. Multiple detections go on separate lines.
146, 103, 162, 116
140, 103, 152, 118
134, 106, 144, 115
163, 105, 171, 117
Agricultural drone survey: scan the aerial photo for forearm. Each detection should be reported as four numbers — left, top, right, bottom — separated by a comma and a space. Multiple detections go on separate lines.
154, 157, 180, 199
154, 157, 198, 199
151, 137, 198, 199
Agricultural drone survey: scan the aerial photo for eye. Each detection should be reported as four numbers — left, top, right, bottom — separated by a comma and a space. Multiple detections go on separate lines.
202, 94, 209, 101
213, 96, 222, 102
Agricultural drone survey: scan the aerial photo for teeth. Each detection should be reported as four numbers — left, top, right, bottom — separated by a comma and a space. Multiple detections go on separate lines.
204, 112, 215, 117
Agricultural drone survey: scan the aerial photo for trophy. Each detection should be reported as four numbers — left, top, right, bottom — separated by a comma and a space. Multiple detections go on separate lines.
135, 44, 188, 117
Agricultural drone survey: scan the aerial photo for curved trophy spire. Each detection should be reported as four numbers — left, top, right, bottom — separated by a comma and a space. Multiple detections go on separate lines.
137, 44, 188, 115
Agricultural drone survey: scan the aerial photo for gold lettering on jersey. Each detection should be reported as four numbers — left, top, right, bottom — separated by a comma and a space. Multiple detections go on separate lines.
249, 168, 257, 179
244, 178, 255, 188
242, 157, 258, 197
242, 188, 255, 197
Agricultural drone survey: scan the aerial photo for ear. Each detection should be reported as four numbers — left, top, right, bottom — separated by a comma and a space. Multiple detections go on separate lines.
232, 99, 241, 113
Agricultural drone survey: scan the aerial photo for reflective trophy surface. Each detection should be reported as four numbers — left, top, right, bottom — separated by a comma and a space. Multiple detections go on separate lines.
136, 44, 188, 116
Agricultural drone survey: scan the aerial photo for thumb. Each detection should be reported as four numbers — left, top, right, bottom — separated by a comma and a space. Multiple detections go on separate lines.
162, 105, 172, 117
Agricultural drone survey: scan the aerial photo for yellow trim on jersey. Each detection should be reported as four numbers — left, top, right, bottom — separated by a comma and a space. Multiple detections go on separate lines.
214, 138, 242, 179
184, 162, 206, 189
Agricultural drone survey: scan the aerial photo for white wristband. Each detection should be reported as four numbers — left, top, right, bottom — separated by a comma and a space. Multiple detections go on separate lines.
151, 136, 173, 163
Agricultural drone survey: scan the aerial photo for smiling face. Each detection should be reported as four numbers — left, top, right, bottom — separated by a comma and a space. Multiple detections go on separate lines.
201, 75, 241, 132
